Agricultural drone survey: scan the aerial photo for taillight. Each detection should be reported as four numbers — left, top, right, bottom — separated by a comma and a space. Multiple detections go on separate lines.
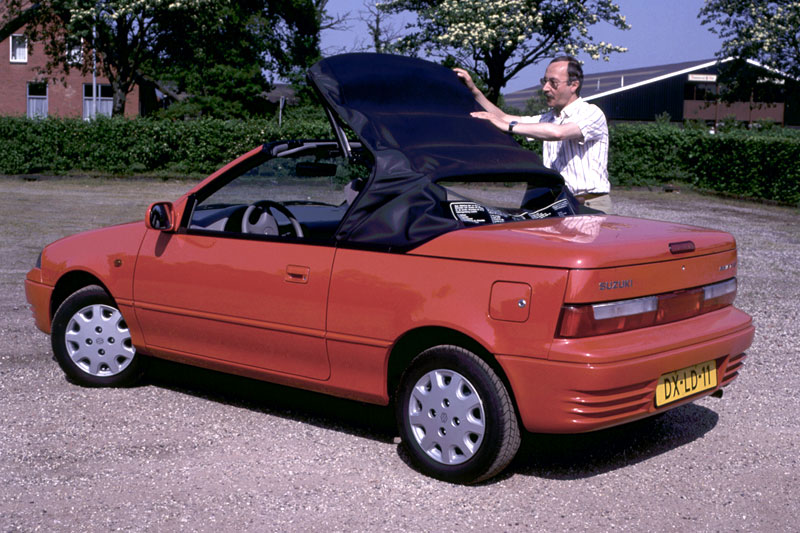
558, 278, 737, 338
702, 278, 737, 311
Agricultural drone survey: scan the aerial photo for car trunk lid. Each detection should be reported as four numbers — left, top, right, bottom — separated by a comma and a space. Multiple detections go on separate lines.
409, 215, 736, 271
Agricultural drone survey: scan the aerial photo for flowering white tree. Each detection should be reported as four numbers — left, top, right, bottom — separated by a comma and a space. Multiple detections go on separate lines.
380, 0, 630, 103
700, 0, 800, 80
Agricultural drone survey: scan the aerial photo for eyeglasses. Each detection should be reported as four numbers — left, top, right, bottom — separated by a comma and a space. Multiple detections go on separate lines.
540, 77, 571, 89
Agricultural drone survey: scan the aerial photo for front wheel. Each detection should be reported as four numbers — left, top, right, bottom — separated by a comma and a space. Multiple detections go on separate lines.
51, 285, 143, 387
396, 345, 520, 484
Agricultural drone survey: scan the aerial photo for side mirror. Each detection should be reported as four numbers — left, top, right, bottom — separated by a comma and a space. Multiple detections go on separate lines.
146, 202, 175, 231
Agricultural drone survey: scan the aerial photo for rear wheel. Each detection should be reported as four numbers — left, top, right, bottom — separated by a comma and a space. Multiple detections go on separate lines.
51, 285, 143, 387
396, 345, 520, 484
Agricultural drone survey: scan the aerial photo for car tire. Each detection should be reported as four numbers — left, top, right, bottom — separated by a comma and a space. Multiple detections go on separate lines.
396, 345, 521, 484
51, 285, 143, 387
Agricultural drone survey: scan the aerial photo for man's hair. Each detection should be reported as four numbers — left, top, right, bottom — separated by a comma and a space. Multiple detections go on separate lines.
549, 55, 583, 96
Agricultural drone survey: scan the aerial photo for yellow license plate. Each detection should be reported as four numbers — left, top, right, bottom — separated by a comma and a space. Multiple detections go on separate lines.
655, 360, 717, 407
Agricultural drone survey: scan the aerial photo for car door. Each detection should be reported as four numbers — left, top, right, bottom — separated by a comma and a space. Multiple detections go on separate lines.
132, 145, 354, 380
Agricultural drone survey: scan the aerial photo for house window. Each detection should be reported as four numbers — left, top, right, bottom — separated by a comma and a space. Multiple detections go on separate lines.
684, 82, 718, 101
83, 83, 113, 119
27, 82, 48, 118
10, 34, 27, 63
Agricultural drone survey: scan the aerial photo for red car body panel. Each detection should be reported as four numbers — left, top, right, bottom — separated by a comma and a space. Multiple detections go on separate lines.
409, 216, 736, 270
25, 222, 148, 336
500, 324, 751, 433
133, 231, 334, 380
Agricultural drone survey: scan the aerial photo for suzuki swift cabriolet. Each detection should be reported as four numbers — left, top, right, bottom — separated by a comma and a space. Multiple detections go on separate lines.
25, 54, 754, 484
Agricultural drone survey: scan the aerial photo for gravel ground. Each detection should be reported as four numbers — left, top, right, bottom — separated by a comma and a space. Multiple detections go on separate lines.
1, 177, 798, 532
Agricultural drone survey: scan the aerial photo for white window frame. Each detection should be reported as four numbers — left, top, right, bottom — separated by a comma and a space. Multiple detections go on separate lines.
27, 82, 48, 118
10, 34, 28, 63
83, 83, 114, 119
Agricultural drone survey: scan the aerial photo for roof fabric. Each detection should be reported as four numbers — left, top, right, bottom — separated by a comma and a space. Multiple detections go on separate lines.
308, 53, 568, 248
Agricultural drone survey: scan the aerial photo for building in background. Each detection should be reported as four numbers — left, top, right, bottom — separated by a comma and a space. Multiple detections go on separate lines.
504, 58, 798, 126
0, 29, 141, 119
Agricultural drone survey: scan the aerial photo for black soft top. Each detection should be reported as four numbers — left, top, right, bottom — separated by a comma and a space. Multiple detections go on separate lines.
308, 53, 570, 248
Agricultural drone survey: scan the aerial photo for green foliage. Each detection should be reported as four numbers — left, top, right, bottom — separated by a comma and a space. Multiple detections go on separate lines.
0, 113, 331, 175
146, 4, 273, 119
700, 1, 800, 81
4, 0, 322, 118
716, 115, 747, 133
687, 131, 800, 206
700, 2, 798, 106
146, 0, 323, 118
608, 122, 701, 186
607, 122, 800, 206
2, 115, 799, 206
682, 119, 710, 132
522, 93, 549, 116
654, 111, 672, 124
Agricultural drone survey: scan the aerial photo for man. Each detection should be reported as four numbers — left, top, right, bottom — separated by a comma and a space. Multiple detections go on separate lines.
455, 56, 612, 213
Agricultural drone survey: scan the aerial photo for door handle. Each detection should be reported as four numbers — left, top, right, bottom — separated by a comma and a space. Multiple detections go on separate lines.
285, 265, 310, 284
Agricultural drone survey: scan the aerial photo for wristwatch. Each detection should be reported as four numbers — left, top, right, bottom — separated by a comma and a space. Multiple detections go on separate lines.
508, 120, 518, 133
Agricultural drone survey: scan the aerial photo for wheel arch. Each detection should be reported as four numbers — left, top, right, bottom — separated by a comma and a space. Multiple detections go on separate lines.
50, 271, 110, 321
386, 326, 518, 410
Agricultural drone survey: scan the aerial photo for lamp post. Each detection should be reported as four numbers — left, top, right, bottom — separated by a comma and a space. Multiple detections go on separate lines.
92, 24, 97, 119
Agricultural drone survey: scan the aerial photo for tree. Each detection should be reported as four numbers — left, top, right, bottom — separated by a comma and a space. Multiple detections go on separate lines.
358, 1, 403, 53
0, 2, 39, 43
315, 0, 348, 32
699, 1, 798, 109
7, 0, 207, 116
267, 0, 323, 85
5, 0, 323, 117
379, 0, 630, 104
147, 1, 305, 118
700, 1, 800, 80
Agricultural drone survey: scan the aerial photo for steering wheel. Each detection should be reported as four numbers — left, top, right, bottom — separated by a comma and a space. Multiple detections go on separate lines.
241, 200, 304, 238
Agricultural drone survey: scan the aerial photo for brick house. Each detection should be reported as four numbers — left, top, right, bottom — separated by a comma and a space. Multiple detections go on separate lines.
0, 29, 141, 118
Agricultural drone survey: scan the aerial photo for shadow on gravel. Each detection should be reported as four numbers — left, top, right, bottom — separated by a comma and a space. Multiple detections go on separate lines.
508, 404, 720, 480
144, 356, 398, 444
144, 356, 720, 483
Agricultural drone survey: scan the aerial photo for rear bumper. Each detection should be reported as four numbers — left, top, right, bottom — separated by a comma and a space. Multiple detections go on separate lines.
497, 308, 754, 433
25, 268, 52, 334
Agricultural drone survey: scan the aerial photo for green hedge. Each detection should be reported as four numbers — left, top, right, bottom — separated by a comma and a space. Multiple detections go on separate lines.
609, 123, 800, 206
608, 124, 703, 185
1, 115, 799, 205
0, 112, 331, 175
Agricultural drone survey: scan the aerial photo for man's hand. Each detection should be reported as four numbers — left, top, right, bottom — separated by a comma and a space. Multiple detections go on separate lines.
470, 111, 508, 131
455, 67, 518, 124
453, 67, 477, 93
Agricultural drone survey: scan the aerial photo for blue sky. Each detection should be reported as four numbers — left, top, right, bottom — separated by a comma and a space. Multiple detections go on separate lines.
320, 0, 724, 93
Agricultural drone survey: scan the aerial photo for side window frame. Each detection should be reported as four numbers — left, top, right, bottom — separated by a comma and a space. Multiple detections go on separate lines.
10, 34, 27, 63
26, 81, 48, 118
182, 141, 367, 246
83, 83, 114, 119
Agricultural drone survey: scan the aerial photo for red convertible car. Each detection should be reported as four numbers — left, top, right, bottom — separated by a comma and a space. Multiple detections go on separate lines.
25, 54, 754, 483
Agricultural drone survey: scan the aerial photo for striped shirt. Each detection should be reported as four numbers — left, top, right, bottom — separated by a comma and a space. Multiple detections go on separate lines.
521, 98, 610, 195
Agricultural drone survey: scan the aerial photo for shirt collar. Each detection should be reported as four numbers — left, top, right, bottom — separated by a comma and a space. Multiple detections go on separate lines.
555, 97, 583, 119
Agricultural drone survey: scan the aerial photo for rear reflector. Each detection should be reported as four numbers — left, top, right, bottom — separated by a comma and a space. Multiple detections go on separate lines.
558, 278, 737, 338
